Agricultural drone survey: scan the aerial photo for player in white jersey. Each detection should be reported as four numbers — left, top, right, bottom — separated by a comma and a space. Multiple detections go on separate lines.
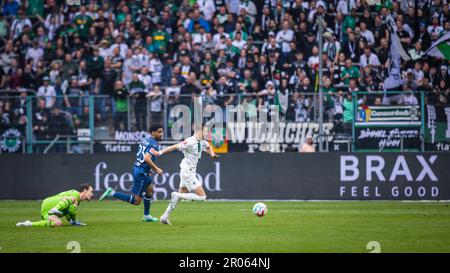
156, 125, 219, 225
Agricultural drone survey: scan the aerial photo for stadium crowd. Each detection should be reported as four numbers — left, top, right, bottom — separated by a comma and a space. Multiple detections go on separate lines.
0, 0, 450, 140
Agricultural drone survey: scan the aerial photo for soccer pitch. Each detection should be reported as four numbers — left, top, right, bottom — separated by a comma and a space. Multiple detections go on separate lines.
1, 200, 450, 253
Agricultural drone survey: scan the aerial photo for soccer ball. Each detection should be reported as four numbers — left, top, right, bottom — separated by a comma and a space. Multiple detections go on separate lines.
252, 202, 268, 217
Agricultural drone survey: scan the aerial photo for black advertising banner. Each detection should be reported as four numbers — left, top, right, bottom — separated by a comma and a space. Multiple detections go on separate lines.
425, 104, 450, 151
1, 153, 449, 200
354, 105, 422, 151
355, 126, 421, 151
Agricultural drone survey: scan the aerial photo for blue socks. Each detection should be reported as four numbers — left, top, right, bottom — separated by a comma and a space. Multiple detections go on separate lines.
111, 191, 150, 213
143, 196, 152, 216
113, 191, 136, 204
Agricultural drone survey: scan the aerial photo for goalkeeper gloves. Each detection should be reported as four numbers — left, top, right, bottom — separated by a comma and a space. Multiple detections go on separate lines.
69, 219, 87, 226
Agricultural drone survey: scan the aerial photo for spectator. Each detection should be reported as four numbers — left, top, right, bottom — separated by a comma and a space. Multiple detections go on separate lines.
100, 59, 118, 98
341, 58, 361, 86
258, 80, 277, 112
37, 77, 56, 109
239, 0, 257, 25
396, 20, 412, 48
307, 46, 320, 72
33, 110, 50, 140
86, 48, 104, 90
61, 53, 78, 81
343, 31, 360, 62
76, 60, 92, 108
373, 15, 389, 48
377, 40, 391, 79
10, 8, 31, 40
111, 47, 125, 81
147, 84, 163, 125
277, 78, 290, 121
33, 98, 50, 124
73, 5, 93, 41
409, 42, 425, 61
276, 21, 294, 60
330, 90, 345, 134
436, 65, 450, 87
149, 52, 163, 86
9, 67, 23, 89
427, 15, 444, 42
79, 106, 90, 128
323, 32, 341, 64
181, 72, 201, 107
48, 106, 71, 138
128, 73, 147, 131
188, 9, 211, 33
359, 22, 375, 47
166, 76, 181, 106
113, 80, 129, 131
301, 31, 318, 61
360, 45, 381, 71
25, 40, 44, 71
400, 85, 419, 106
3, 0, 19, 17
138, 66, 153, 92
299, 134, 315, 153
343, 93, 353, 134
152, 21, 170, 55
63, 77, 83, 116
202, 83, 217, 108
180, 55, 197, 80
414, 22, 431, 49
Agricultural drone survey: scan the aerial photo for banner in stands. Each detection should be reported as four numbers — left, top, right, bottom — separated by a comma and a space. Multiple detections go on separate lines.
356, 105, 420, 123
425, 105, 450, 151
1, 153, 449, 200
354, 105, 422, 151
355, 126, 421, 151
225, 122, 335, 152
97, 123, 342, 153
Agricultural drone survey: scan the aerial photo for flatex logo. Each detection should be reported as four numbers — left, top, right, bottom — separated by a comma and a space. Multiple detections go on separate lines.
339, 155, 439, 199
94, 162, 222, 199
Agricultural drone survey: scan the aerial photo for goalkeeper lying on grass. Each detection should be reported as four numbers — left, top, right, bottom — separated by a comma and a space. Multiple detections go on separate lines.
16, 184, 94, 228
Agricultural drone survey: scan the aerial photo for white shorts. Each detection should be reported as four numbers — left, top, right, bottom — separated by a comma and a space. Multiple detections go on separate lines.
179, 168, 202, 192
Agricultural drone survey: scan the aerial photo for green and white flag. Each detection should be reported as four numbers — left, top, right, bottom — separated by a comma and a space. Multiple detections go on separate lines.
425, 31, 450, 60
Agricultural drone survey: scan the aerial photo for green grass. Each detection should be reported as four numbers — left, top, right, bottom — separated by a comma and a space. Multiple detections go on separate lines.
1, 200, 450, 253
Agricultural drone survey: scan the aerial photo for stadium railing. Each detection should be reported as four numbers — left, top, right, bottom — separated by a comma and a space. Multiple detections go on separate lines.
0, 89, 431, 153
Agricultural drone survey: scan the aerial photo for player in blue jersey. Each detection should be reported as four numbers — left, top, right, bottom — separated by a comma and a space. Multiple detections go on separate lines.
99, 124, 164, 222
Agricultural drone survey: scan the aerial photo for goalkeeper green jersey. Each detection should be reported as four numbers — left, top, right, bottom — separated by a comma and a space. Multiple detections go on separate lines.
40, 190, 81, 220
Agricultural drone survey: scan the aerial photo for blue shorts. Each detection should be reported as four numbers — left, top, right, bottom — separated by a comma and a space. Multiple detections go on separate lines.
131, 166, 153, 197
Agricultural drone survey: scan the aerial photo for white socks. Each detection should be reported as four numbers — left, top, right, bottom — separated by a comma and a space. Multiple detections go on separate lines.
162, 192, 207, 219
177, 193, 207, 202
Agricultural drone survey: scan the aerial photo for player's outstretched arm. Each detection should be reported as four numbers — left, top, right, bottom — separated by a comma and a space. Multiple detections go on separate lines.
144, 153, 163, 175
157, 143, 181, 156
